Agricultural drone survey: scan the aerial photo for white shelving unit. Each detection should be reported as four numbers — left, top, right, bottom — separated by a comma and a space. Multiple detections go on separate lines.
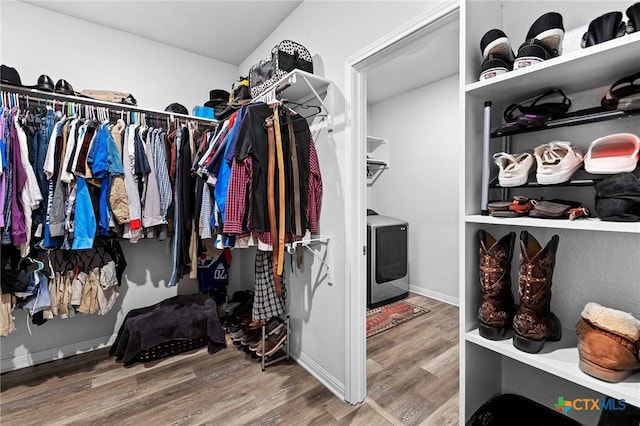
252, 69, 331, 114
461, 2, 640, 424
466, 329, 640, 407
366, 135, 388, 179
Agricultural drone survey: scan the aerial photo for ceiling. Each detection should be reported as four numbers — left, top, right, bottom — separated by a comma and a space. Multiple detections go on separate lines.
21, 0, 303, 65
366, 11, 460, 104
21, 0, 459, 104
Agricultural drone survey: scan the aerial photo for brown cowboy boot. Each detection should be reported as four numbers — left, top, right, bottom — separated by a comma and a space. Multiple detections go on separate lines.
513, 231, 562, 353
478, 230, 516, 340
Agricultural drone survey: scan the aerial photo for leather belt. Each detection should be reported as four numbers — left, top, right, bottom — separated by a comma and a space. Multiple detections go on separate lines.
286, 112, 304, 269
264, 115, 282, 297
273, 106, 286, 284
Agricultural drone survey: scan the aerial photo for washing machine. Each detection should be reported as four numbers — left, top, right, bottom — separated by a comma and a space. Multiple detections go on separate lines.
367, 212, 410, 308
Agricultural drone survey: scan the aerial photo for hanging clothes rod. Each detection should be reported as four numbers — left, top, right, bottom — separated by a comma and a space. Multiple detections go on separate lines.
0, 83, 218, 125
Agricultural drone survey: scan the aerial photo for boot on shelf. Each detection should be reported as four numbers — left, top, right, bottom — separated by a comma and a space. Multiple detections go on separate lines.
478, 230, 517, 340
576, 302, 640, 383
513, 231, 562, 353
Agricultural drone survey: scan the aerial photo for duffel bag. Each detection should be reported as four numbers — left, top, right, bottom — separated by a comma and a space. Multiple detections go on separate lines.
249, 40, 313, 98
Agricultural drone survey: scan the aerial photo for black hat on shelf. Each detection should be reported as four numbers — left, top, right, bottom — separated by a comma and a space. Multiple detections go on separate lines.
204, 89, 230, 109
165, 103, 189, 115
0, 64, 25, 87
54, 79, 78, 96
36, 74, 55, 92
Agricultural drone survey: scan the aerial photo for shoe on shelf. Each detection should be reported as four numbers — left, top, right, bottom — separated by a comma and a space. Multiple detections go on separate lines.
584, 133, 640, 174
627, 2, 640, 33
477, 230, 516, 340
514, 12, 564, 68
493, 151, 534, 187
256, 323, 288, 357
479, 29, 515, 80
248, 318, 282, 352
581, 11, 626, 48
240, 328, 261, 346
576, 302, 640, 383
512, 231, 562, 354
601, 71, 640, 111
533, 141, 584, 185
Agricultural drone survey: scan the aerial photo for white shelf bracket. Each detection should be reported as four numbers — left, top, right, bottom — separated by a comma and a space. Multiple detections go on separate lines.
287, 235, 332, 283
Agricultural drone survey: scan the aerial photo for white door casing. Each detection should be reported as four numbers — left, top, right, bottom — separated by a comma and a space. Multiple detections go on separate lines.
343, 1, 460, 404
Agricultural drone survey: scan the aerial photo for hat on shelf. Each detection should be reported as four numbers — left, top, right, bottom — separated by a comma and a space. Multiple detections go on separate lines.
0, 64, 26, 87
204, 89, 230, 109
165, 103, 189, 115
36, 75, 55, 92
0, 66, 58, 93
54, 79, 79, 96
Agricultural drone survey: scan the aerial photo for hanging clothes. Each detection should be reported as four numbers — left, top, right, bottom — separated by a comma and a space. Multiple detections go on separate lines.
252, 250, 286, 322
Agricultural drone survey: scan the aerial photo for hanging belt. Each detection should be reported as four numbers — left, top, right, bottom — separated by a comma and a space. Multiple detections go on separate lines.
264, 116, 282, 297
286, 112, 304, 269
273, 105, 286, 282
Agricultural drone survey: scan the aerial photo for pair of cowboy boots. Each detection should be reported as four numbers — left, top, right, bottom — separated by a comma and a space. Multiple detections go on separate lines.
477, 229, 561, 353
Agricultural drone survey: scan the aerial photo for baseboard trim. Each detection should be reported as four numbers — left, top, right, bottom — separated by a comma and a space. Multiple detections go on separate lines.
1, 333, 117, 373
292, 350, 346, 402
409, 285, 459, 307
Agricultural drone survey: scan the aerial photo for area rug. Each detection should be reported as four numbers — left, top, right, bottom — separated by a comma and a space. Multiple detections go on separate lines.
366, 300, 430, 338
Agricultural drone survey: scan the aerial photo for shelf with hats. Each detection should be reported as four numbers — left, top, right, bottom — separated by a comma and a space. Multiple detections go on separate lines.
462, 2, 640, 424
0, 83, 219, 125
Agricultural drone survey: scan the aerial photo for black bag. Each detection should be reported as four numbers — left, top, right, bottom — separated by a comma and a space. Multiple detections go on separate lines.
249, 40, 314, 98
467, 394, 581, 426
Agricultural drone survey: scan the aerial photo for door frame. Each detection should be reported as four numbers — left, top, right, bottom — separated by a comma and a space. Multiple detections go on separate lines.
343, 1, 460, 404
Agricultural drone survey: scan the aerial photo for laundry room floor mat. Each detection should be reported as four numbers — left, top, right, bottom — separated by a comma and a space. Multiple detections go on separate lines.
366, 300, 430, 338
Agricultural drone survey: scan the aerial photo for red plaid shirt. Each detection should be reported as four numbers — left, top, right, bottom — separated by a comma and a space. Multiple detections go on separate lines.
223, 136, 322, 244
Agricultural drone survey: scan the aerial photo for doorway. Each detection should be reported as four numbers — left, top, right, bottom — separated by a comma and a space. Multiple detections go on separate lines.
344, 2, 461, 404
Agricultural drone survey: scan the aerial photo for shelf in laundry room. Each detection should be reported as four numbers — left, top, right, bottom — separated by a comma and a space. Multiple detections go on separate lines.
490, 107, 639, 138
466, 328, 640, 407
465, 32, 640, 107
366, 135, 386, 145
366, 159, 388, 167
464, 215, 640, 234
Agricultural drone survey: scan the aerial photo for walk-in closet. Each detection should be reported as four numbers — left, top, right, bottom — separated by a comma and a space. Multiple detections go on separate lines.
2, 0, 639, 424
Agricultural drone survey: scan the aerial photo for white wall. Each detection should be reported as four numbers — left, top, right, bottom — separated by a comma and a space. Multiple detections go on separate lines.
0, 1, 246, 371
239, 0, 448, 396
0, 2, 238, 112
368, 74, 460, 305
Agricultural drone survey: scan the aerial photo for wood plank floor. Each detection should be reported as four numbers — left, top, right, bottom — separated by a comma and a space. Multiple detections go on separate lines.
0, 294, 458, 425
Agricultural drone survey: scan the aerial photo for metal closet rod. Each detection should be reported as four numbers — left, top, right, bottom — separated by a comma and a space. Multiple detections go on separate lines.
0, 83, 218, 125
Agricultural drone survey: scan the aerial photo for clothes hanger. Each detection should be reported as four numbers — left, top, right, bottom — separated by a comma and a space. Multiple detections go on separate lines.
17, 256, 44, 272
282, 100, 324, 120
